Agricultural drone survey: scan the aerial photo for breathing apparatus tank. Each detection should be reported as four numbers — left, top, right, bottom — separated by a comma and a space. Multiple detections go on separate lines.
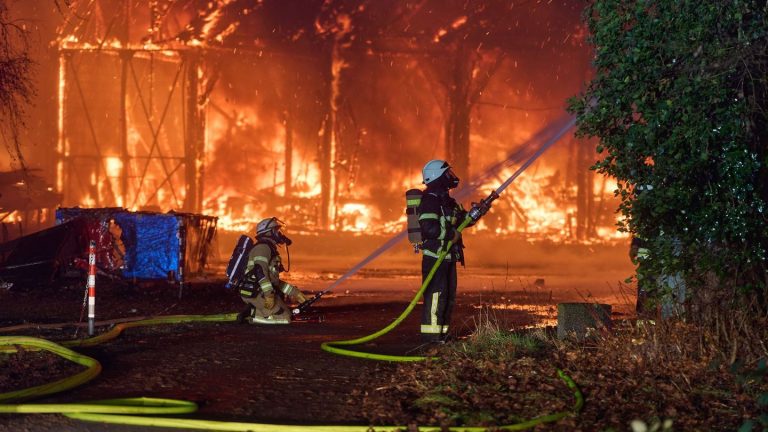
405, 189, 423, 253
225, 235, 255, 289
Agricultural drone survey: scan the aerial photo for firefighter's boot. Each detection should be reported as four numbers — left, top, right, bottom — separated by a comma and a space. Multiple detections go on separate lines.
236, 306, 251, 324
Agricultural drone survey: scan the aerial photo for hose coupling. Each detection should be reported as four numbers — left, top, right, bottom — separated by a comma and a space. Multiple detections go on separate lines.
468, 190, 500, 222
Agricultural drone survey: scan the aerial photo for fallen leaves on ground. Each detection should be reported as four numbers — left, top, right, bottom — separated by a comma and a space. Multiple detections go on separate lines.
361, 322, 766, 431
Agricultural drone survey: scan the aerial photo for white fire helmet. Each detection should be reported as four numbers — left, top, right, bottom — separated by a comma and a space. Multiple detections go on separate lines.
256, 217, 284, 237
422, 159, 451, 185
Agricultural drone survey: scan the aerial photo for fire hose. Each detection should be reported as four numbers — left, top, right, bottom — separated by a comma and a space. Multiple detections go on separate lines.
319, 115, 577, 362
0, 326, 582, 431
294, 113, 578, 316
0, 116, 583, 430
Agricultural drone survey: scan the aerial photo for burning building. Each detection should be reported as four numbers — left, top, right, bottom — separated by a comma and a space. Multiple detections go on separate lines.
11, 0, 623, 243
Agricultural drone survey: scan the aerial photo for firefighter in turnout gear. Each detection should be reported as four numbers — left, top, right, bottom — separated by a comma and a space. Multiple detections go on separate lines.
417, 160, 470, 342
238, 217, 308, 324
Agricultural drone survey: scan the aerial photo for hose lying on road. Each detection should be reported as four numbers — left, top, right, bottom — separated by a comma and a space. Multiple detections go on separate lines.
0, 305, 583, 431
0, 335, 582, 431
59, 313, 237, 348
0, 336, 101, 403
320, 217, 473, 362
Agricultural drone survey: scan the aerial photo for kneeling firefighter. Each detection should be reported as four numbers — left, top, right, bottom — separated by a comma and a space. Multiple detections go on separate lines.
414, 160, 473, 342
238, 217, 308, 324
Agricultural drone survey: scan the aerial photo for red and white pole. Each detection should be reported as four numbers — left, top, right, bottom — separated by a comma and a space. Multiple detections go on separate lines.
87, 240, 96, 336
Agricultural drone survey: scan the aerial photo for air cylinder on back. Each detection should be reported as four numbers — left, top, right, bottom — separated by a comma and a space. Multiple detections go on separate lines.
405, 189, 423, 251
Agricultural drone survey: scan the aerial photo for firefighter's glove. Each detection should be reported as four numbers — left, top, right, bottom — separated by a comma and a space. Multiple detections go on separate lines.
283, 283, 306, 303
293, 290, 308, 304
450, 230, 462, 244
263, 290, 276, 310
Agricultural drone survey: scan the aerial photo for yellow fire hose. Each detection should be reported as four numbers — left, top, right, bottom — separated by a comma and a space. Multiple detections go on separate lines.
59, 313, 238, 348
0, 334, 582, 431
318, 216, 584, 427
0, 214, 583, 430
0, 336, 102, 403
320, 216, 474, 361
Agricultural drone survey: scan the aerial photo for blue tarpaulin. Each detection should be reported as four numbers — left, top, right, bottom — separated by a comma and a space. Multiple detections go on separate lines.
113, 213, 179, 280
55, 208, 183, 281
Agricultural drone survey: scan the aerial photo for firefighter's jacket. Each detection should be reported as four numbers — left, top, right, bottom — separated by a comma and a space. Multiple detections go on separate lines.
241, 241, 298, 298
417, 189, 467, 262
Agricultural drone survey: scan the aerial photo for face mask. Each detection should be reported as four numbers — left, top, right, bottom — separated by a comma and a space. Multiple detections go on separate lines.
276, 230, 293, 246
445, 169, 460, 189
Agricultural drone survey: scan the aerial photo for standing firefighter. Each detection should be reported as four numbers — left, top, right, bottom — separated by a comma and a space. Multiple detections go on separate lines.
238, 217, 307, 324
416, 160, 469, 342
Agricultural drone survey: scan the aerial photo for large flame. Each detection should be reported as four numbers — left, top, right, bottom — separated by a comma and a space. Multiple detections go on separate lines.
48, 1, 622, 243
472, 165, 626, 241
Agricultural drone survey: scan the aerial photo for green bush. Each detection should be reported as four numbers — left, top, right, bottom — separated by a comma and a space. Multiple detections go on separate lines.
569, 0, 768, 305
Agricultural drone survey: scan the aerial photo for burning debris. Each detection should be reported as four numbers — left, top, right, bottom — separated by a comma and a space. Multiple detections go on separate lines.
0, 170, 60, 241
0, 207, 216, 287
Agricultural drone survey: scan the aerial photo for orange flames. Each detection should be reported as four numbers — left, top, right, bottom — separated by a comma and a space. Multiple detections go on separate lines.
48, 1, 622, 243
54, 43, 622, 240
473, 166, 626, 241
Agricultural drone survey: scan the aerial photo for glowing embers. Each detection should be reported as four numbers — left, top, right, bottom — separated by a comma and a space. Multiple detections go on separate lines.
105, 157, 123, 178
200, 109, 323, 232
336, 203, 372, 232
200, 1, 238, 44
206, 191, 266, 233
0, 211, 22, 223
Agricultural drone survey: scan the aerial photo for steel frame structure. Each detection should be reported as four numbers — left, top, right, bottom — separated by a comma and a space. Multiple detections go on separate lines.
56, 1, 205, 213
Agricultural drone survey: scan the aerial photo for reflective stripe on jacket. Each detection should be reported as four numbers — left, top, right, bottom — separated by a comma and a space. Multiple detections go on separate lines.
244, 242, 292, 294
417, 190, 464, 260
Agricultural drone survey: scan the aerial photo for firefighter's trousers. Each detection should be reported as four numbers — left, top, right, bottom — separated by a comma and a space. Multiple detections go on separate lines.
240, 291, 291, 325
420, 256, 457, 342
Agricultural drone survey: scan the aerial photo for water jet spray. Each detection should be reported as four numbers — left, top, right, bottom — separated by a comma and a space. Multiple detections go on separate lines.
294, 114, 577, 316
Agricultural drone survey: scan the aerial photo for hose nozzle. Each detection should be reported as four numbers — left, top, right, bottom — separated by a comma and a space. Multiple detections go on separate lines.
292, 292, 325, 316
468, 190, 500, 222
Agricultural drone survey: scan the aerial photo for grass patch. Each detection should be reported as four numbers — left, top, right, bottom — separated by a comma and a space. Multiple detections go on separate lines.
448, 306, 541, 361
452, 328, 540, 360
413, 391, 459, 409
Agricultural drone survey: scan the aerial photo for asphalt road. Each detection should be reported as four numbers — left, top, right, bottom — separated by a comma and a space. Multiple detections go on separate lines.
0, 240, 633, 431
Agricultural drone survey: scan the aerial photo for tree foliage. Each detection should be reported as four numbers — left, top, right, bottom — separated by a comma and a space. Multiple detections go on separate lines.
569, 1, 768, 304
